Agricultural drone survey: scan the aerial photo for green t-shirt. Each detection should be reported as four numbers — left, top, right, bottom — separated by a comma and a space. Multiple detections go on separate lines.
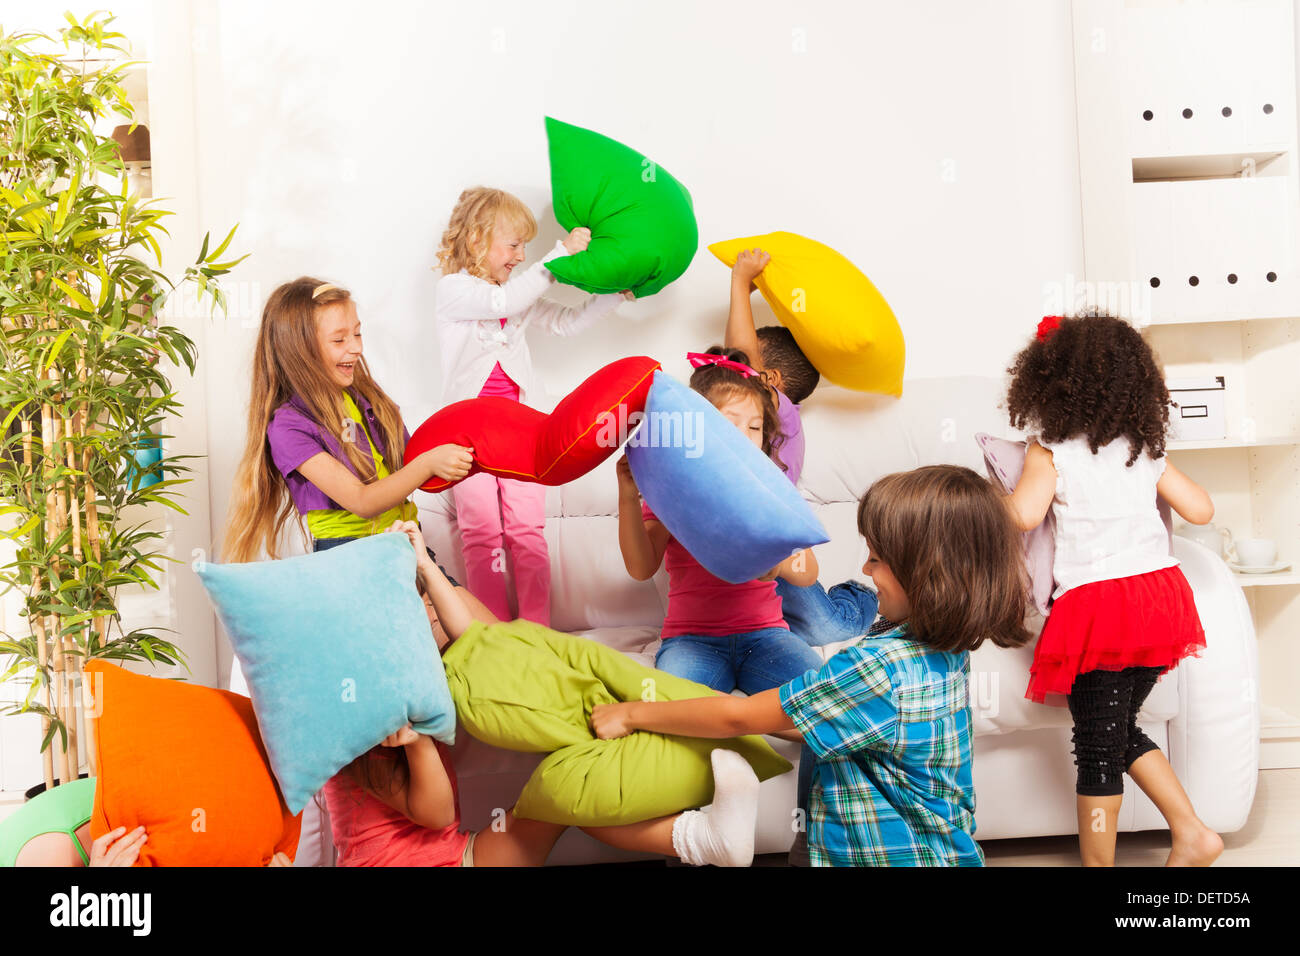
0, 777, 96, 867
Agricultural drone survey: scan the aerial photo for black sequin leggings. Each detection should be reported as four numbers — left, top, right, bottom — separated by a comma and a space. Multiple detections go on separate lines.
1066, 666, 1164, 796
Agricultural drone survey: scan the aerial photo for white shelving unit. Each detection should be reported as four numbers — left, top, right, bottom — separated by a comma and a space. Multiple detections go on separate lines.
1073, 0, 1300, 770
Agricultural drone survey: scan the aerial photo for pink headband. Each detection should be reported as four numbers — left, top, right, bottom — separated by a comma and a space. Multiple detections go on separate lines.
687, 351, 758, 379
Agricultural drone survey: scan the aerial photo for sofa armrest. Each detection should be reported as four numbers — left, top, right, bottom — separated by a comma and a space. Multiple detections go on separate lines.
1167, 536, 1260, 833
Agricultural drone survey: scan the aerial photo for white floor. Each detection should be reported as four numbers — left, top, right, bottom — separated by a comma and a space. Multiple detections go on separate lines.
3, 769, 1296, 866
982, 768, 1300, 866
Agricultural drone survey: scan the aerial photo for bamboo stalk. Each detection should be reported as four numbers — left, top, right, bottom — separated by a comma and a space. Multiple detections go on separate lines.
77, 352, 107, 660
63, 403, 81, 777
52, 279, 79, 780
39, 336, 71, 784
20, 416, 55, 792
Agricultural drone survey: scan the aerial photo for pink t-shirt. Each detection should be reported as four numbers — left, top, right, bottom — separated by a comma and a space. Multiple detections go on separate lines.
323, 742, 470, 867
641, 500, 788, 639
478, 319, 521, 400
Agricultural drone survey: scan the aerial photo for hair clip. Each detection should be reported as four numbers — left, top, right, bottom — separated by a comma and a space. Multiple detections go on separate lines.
1036, 315, 1063, 342
312, 283, 339, 300
687, 351, 758, 378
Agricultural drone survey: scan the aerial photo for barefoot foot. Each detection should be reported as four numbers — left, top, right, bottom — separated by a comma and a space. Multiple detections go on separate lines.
1167, 825, 1223, 867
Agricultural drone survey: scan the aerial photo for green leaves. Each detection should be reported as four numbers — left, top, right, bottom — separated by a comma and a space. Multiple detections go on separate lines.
1, 14, 245, 757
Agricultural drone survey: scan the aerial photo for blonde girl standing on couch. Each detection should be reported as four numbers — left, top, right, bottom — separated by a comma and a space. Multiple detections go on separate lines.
434, 187, 628, 626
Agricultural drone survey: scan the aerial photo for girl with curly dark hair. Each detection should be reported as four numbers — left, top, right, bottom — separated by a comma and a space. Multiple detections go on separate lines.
1003, 313, 1222, 868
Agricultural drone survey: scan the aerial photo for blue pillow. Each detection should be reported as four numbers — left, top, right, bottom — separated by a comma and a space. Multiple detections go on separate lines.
627, 371, 829, 583
196, 533, 455, 814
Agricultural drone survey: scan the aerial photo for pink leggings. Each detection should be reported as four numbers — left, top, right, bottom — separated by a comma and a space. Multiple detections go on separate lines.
452, 471, 549, 626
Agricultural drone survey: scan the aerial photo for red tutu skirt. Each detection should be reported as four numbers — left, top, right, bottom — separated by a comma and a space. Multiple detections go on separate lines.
1025, 565, 1206, 704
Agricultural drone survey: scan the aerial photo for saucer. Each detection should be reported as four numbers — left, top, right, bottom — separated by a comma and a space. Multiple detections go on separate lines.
1229, 561, 1291, 574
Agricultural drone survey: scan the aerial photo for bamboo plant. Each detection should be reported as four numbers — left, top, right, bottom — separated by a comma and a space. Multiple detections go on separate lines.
0, 12, 245, 791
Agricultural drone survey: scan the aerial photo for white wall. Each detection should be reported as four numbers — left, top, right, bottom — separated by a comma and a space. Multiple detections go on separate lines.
4, 0, 1087, 698
188, 4, 1084, 465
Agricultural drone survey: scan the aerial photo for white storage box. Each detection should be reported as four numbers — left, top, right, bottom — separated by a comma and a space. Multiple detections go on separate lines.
1168, 376, 1226, 441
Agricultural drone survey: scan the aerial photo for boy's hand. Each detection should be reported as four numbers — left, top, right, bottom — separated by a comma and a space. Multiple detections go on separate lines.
757, 564, 781, 582
425, 444, 474, 482
388, 520, 435, 573
620, 289, 634, 300
563, 227, 592, 255
267, 852, 293, 867
732, 248, 771, 288
380, 725, 420, 748
88, 826, 147, 867
591, 702, 638, 740
615, 454, 639, 499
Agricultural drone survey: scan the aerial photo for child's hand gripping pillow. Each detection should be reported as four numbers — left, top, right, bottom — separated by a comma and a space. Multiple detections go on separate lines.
710, 231, 905, 396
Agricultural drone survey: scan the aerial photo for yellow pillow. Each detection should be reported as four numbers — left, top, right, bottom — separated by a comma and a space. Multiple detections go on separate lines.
709, 231, 905, 396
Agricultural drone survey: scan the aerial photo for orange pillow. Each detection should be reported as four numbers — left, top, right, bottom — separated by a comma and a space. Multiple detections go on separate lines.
86, 661, 301, 866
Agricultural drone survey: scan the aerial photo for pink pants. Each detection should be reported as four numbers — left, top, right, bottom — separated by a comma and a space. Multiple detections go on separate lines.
452, 471, 550, 626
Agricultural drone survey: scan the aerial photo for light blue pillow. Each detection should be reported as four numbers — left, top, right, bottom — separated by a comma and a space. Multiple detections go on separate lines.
627, 371, 829, 583
196, 533, 455, 814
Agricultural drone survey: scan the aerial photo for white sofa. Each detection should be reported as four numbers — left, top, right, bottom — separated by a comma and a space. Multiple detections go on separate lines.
274, 375, 1261, 866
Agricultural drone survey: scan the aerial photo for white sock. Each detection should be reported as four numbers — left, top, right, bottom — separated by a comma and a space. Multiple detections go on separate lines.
671, 749, 760, 867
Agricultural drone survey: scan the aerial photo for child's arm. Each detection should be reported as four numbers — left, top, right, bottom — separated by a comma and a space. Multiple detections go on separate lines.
764, 548, 819, 587
297, 445, 473, 520
1157, 460, 1214, 525
524, 289, 629, 338
437, 229, 591, 323
391, 521, 474, 641
724, 249, 771, 372
592, 688, 796, 740
616, 454, 669, 580
361, 726, 457, 830
1003, 441, 1057, 532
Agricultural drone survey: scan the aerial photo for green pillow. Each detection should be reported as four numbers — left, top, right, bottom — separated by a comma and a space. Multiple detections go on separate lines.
543, 116, 698, 299
442, 619, 792, 826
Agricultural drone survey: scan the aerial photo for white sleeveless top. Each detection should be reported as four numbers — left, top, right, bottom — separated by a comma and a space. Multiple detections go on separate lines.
1036, 435, 1178, 600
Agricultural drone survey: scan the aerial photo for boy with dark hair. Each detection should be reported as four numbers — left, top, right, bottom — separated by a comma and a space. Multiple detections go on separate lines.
725, 249, 819, 483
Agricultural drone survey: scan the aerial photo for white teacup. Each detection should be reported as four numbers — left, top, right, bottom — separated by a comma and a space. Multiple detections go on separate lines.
1234, 538, 1277, 568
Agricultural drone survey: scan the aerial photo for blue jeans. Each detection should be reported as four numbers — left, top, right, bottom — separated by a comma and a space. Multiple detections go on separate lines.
776, 579, 880, 647
654, 628, 823, 695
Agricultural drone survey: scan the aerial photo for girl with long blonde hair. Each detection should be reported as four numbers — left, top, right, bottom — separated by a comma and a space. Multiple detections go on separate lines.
224, 278, 493, 623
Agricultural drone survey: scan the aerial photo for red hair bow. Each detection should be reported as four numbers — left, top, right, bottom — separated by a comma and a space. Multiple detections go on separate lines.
1037, 315, 1063, 341
686, 351, 758, 378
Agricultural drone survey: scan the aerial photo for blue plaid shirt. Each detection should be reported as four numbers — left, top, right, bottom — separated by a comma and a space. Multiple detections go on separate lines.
779, 622, 983, 866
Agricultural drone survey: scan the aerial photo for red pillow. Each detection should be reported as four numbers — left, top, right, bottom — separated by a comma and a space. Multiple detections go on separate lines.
86, 661, 301, 866
407, 355, 661, 493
